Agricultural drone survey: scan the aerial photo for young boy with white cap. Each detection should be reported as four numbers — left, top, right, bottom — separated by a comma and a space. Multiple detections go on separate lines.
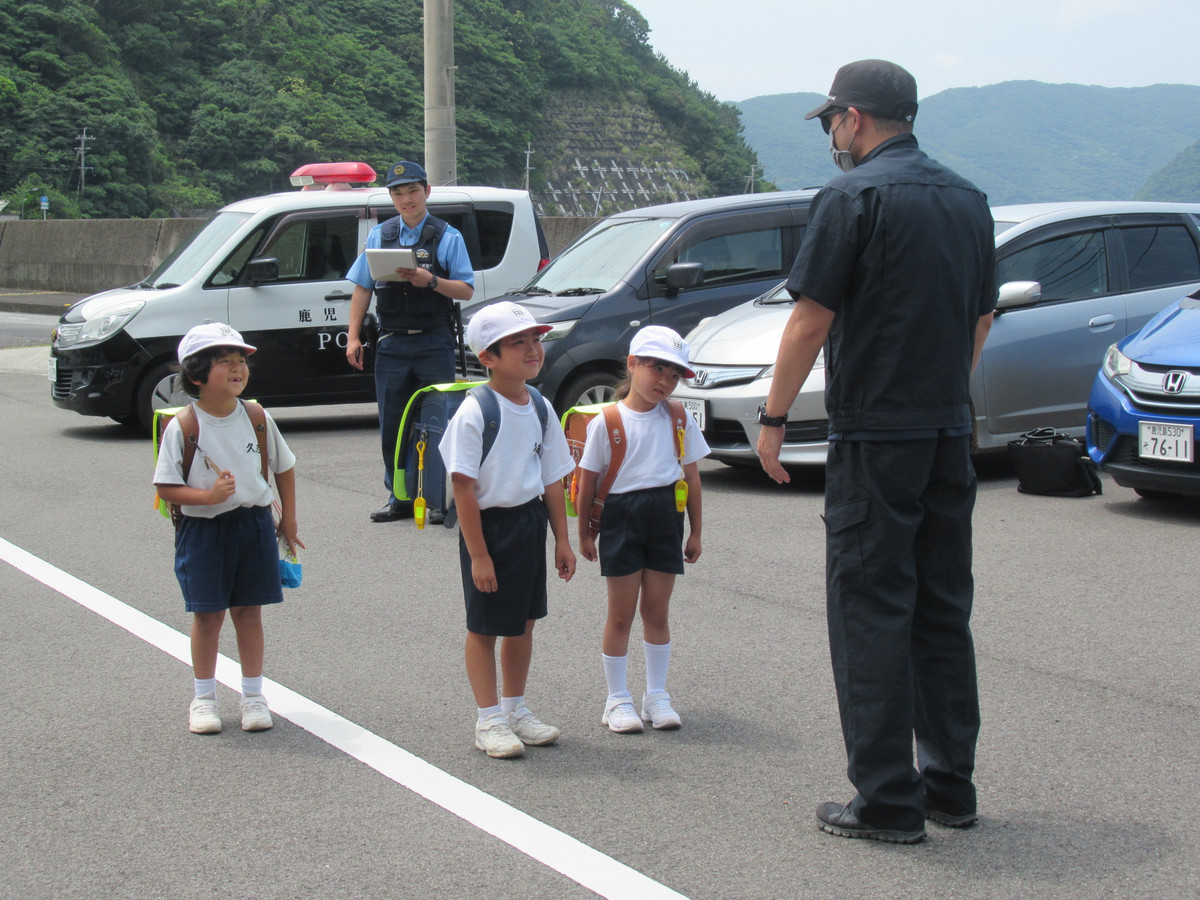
153, 322, 304, 735
439, 301, 577, 758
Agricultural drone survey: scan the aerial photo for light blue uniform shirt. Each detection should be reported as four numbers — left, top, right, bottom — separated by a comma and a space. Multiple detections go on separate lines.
346, 213, 475, 290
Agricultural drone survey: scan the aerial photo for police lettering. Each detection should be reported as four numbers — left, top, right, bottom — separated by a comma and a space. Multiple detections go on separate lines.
318, 331, 350, 350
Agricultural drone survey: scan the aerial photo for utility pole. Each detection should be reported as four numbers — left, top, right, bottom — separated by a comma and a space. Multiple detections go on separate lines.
75, 126, 93, 201
424, 0, 457, 186
523, 143, 534, 191
746, 163, 763, 194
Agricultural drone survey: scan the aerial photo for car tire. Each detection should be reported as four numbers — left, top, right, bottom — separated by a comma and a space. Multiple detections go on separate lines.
559, 370, 622, 409
136, 361, 189, 432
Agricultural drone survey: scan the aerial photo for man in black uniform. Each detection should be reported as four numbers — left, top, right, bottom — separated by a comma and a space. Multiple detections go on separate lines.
756, 60, 996, 844
345, 160, 475, 521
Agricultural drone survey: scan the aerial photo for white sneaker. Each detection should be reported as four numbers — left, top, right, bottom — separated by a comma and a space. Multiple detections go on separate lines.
475, 712, 525, 758
602, 695, 644, 733
641, 691, 682, 730
240, 694, 274, 732
189, 698, 222, 734
507, 702, 560, 746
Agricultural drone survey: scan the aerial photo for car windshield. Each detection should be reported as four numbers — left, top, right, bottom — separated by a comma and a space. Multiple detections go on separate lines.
137, 212, 252, 288
520, 216, 675, 301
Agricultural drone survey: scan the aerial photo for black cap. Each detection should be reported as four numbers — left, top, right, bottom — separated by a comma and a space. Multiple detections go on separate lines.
383, 160, 428, 188
805, 59, 918, 124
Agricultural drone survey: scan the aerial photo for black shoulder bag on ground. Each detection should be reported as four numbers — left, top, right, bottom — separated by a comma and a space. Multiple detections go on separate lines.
1006, 427, 1102, 497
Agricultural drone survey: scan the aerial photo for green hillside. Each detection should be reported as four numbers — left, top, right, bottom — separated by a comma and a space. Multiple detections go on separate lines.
0, 0, 763, 218
737, 82, 1200, 205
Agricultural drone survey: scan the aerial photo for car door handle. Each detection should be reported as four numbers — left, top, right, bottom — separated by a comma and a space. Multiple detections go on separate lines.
324, 291, 353, 302
1088, 314, 1116, 328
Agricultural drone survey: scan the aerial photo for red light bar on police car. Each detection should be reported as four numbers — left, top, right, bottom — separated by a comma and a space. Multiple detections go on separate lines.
289, 162, 377, 187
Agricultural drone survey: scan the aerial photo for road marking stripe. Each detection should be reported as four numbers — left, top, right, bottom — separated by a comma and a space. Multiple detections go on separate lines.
1, 537, 690, 900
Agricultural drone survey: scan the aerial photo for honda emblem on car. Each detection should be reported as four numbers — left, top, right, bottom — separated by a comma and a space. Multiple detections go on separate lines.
1163, 371, 1189, 393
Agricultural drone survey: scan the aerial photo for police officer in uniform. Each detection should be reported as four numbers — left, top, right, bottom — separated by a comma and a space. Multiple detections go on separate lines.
757, 60, 996, 844
346, 160, 475, 521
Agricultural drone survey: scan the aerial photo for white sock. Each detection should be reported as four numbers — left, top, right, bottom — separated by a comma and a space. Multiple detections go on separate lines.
193, 678, 217, 700
644, 641, 672, 695
477, 704, 503, 723
500, 696, 523, 715
603, 653, 630, 699
241, 675, 263, 697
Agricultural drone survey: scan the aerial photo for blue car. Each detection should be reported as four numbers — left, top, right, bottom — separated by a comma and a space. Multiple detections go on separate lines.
1088, 289, 1200, 498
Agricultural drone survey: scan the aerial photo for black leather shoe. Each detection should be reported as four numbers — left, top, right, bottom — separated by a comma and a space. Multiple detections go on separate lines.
370, 499, 413, 522
816, 801, 926, 844
926, 807, 978, 828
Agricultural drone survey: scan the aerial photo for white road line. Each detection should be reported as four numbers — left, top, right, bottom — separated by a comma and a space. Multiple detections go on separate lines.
1, 536, 690, 900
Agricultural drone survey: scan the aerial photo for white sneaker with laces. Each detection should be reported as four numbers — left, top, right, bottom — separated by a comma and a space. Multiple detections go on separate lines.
507, 702, 560, 746
602, 695, 644, 733
240, 694, 274, 732
475, 712, 525, 758
189, 698, 222, 734
641, 691, 682, 730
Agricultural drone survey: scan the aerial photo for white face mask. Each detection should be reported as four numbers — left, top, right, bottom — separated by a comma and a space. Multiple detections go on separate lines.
828, 112, 857, 173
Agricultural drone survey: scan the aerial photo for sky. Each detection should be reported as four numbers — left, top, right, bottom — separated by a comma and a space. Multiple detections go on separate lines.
627, 0, 1200, 102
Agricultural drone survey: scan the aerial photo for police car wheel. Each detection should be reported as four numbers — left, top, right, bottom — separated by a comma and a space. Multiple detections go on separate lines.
136, 361, 188, 432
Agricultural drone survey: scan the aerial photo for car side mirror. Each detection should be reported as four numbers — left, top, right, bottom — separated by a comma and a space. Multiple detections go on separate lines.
995, 280, 1041, 310
664, 262, 704, 296
246, 257, 279, 286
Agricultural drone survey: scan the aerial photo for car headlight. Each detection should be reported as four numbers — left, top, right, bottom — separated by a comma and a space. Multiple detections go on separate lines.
65, 301, 145, 348
757, 349, 825, 381
1102, 343, 1132, 379
540, 319, 577, 342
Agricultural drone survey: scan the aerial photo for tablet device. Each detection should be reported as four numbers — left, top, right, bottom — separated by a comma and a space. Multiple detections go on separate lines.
366, 248, 418, 281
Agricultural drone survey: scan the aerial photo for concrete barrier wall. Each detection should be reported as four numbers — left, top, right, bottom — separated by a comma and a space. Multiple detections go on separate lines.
0, 216, 598, 293
0, 219, 206, 293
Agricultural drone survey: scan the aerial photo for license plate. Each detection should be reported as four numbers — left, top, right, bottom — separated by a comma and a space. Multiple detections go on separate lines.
1138, 421, 1194, 462
679, 397, 705, 430
47, 357, 56, 382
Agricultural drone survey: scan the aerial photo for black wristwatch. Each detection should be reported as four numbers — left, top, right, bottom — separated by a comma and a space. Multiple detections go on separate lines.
428, 274, 439, 291
757, 403, 787, 428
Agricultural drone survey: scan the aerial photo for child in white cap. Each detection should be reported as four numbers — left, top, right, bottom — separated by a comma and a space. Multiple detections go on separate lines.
153, 322, 304, 735
439, 301, 577, 758
575, 325, 709, 733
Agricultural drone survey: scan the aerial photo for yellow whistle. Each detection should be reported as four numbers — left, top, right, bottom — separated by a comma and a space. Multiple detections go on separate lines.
415, 439, 427, 530
674, 479, 688, 512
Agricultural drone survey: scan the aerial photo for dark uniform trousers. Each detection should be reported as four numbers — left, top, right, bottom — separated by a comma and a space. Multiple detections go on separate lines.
822, 433, 981, 830
375, 327, 455, 491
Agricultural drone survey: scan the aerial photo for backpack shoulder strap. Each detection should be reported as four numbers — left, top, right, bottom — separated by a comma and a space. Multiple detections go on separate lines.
595, 403, 627, 503
240, 399, 270, 483
666, 398, 687, 464
177, 403, 200, 482
467, 385, 502, 466
527, 385, 550, 436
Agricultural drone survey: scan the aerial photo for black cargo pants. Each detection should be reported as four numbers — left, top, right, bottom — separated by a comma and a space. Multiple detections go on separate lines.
822, 433, 981, 830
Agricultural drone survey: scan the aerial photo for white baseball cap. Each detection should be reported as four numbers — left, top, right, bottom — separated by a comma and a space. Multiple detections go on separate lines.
177, 322, 257, 363
629, 325, 695, 378
465, 301, 552, 356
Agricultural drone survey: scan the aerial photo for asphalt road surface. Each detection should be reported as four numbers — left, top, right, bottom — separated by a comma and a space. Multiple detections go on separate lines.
2, 342, 1198, 899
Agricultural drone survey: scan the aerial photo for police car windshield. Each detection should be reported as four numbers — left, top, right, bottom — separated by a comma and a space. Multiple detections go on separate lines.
523, 217, 675, 300
139, 213, 252, 288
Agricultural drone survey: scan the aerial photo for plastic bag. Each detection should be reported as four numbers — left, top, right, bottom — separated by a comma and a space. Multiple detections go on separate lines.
278, 537, 303, 588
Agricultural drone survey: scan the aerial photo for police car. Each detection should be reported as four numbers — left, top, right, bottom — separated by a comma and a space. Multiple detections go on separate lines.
49, 162, 550, 429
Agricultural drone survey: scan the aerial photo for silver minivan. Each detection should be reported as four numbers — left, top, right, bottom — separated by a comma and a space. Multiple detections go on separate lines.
49, 163, 549, 429
675, 201, 1200, 466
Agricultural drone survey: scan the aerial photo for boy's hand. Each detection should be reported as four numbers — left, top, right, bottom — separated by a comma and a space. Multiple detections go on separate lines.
471, 555, 497, 593
208, 470, 236, 503
579, 531, 597, 563
684, 533, 702, 564
276, 520, 306, 558
555, 542, 576, 582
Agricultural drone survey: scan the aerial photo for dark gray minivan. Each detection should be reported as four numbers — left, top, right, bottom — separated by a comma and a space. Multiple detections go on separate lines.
461, 190, 818, 409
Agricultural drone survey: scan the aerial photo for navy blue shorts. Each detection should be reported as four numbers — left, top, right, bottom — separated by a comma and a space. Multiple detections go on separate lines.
597, 484, 685, 577
175, 506, 283, 613
459, 499, 548, 636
